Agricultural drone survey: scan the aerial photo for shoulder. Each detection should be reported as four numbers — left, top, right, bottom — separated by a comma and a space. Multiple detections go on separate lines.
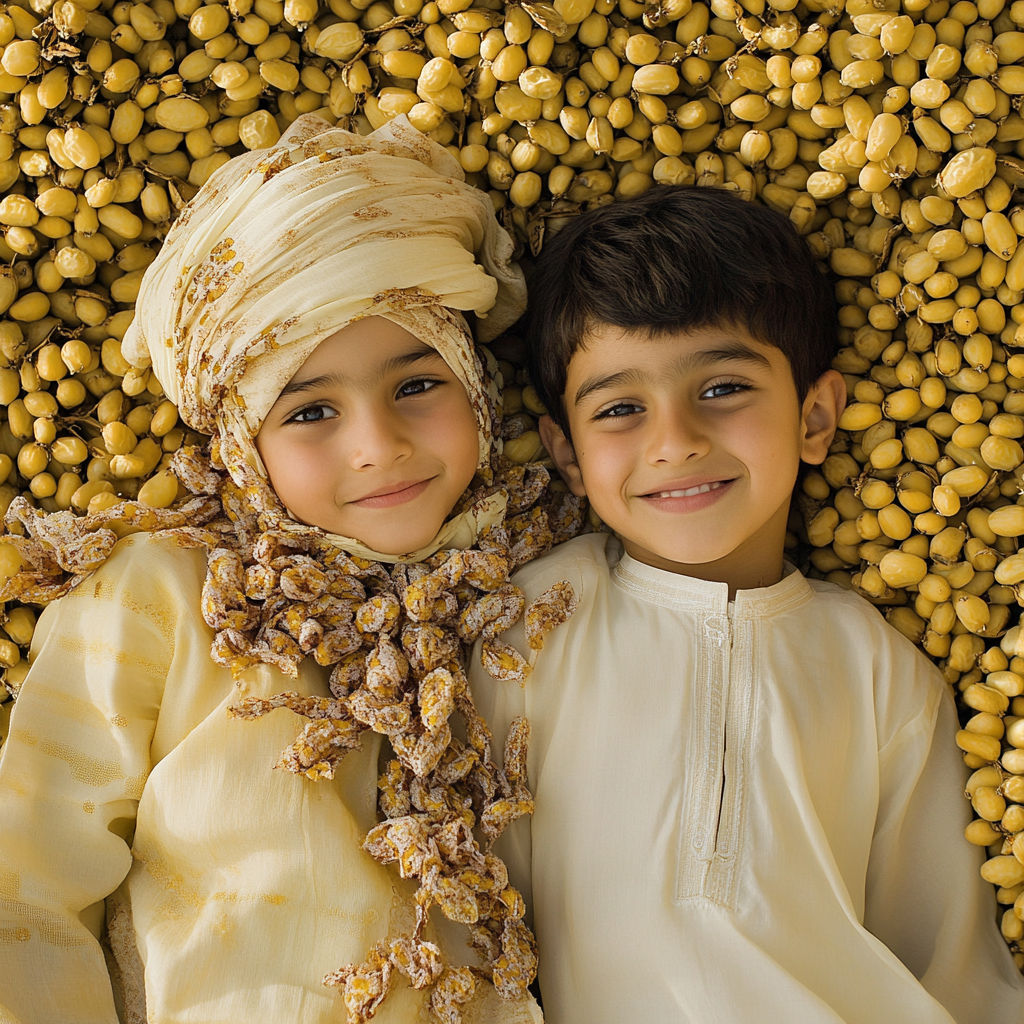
511, 532, 618, 607
478, 534, 615, 669
28, 532, 211, 671
801, 577, 894, 630
800, 578, 946, 734
802, 578, 929, 659
89, 530, 205, 588
56, 531, 208, 623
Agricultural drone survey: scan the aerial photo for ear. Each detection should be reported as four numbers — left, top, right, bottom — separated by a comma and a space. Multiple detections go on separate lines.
539, 414, 587, 497
800, 369, 846, 466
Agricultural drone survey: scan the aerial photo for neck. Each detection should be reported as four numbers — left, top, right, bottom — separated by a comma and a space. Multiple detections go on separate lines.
622, 500, 791, 600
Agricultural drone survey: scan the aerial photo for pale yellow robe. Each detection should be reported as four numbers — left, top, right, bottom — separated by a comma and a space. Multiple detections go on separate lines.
471, 533, 1024, 1024
0, 532, 541, 1024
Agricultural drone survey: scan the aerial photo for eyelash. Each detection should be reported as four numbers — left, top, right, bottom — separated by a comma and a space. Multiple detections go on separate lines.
701, 379, 752, 400
396, 376, 445, 398
594, 402, 643, 421
285, 378, 446, 424
288, 404, 334, 424
592, 380, 752, 421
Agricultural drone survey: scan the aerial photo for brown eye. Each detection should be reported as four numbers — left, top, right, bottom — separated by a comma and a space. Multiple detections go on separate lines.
595, 402, 642, 420
289, 404, 335, 423
701, 382, 750, 400
397, 378, 443, 399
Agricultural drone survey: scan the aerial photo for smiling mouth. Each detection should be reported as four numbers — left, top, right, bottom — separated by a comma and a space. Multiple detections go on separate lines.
646, 480, 729, 499
351, 478, 433, 508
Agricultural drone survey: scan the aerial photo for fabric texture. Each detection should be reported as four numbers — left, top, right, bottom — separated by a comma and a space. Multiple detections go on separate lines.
122, 112, 527, 563
0, 534, 542, 1024
470, 533, 1024, 1024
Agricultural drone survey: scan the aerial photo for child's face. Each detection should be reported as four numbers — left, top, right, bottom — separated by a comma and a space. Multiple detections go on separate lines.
542, 323, 845, 583
256, 317, 481, 554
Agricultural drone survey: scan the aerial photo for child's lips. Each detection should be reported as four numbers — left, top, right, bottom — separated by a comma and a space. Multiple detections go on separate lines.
350, 478, 433, 509
638, 478, 735, 512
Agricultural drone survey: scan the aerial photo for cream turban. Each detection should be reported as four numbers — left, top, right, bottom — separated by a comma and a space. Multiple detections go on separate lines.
122, 114, 527, 561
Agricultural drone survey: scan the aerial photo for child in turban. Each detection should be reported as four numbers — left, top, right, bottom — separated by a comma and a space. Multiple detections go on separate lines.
0, 114, 581, 1024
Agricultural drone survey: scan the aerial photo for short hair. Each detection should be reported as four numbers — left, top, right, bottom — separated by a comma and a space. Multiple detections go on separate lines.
526, 186, 839, 433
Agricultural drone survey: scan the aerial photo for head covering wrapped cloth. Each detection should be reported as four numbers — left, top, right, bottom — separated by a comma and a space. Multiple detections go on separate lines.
122, 113, 527, 562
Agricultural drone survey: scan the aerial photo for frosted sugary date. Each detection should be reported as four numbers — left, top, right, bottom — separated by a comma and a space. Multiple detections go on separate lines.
524, 580, 577, 652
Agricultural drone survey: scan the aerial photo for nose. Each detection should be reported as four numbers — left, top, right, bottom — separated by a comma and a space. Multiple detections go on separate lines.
345, 402, 413, 471
647, 402, 712, 466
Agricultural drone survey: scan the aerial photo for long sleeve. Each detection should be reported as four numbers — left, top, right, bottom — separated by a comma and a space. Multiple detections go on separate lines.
0, 540, 175, 1024
864, 675, 1024, 1024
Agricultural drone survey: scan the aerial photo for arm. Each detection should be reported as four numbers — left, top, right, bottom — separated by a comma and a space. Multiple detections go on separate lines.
0, 539, 174, 1024
864, 679, 1024, 1024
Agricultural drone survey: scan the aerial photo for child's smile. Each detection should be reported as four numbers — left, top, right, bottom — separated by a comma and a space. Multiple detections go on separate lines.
349, 476, 435, 508
255, 316, 480, 554
638, 475, 736, 513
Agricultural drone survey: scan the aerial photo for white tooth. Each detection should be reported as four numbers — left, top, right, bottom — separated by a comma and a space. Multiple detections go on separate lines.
654, 481, 723, 499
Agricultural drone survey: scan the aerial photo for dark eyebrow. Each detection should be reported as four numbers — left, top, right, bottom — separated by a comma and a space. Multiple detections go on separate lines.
277, 347, 443, 398
380, 347, 445, 376
573, 368, 642, 407
573, 343, 773, 407
278, 371, 343, 398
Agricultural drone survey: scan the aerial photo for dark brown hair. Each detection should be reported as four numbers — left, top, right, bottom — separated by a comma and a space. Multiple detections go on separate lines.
526, 186, 839, 433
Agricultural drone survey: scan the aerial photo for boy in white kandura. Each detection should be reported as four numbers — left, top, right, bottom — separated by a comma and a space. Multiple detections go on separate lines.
470, 186, 1024, 1024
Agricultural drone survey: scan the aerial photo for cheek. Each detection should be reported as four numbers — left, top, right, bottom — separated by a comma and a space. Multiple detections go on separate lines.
575, 431, 634, 494
426, 394, 481, 478
256, 432, 325, 509
254, 431, 282, 490
728, 407, 802, 479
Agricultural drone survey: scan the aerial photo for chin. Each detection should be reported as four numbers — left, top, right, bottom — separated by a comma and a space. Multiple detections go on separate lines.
385, 538, 433, 556
325, 498, 453, 554
632, 534, 745, 568
656, 549, 734, 568
359, 526, 441, 556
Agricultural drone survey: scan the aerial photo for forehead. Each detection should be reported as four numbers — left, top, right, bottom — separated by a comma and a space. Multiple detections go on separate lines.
567, 323, 786, 380
297, 317, 436, 373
